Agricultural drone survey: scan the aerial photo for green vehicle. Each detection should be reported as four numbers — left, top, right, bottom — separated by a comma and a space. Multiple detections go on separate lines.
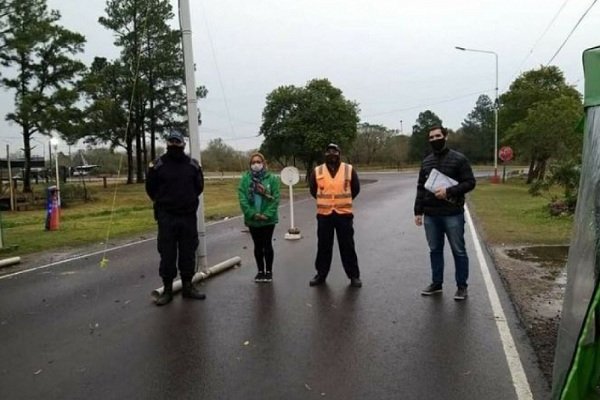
552, 45, 600, 400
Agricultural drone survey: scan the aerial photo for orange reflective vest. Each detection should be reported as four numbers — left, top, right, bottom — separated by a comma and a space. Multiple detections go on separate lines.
315, 162, 353, 215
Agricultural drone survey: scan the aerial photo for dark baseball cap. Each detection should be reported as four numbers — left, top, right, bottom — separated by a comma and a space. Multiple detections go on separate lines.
326, 143, 340, 152
166, 130, 185, 143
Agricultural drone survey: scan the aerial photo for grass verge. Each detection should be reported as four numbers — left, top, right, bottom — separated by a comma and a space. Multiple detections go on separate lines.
0, 179, 307, 258
468, 178, 573, 245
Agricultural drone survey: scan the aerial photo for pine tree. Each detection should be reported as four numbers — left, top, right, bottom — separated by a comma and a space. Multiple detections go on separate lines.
0, 0, 86, 192
97, 0, 206, 183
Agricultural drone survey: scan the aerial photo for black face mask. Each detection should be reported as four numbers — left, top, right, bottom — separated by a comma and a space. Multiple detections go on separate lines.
325, 154, 340, 165
429, 138, 446, 153
166, 146, 186, 160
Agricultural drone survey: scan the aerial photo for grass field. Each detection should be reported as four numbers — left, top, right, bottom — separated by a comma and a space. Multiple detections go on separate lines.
0, 179, 308, 258
468, 178, 574, 245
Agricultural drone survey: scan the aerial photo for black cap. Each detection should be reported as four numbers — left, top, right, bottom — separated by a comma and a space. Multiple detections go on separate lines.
326, 143, 340, 152
166, 130, 185, 143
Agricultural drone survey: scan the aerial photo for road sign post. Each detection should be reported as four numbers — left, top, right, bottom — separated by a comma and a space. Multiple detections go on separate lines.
280, 166, 301, 240
498, 146, 514, 183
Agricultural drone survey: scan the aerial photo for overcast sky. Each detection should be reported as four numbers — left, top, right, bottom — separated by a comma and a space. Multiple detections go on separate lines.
1, 0, 599, 155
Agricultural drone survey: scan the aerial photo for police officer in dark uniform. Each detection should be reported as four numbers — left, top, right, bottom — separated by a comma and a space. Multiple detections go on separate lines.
145, 130, 206, 306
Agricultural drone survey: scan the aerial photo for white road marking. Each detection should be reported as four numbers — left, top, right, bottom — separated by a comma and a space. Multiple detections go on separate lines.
465, 206, 534, 399
0, 238, 156, 280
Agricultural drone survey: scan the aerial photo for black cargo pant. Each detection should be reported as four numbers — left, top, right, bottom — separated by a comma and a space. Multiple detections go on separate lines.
315, 212, 360, 279
156, 210, 198, 281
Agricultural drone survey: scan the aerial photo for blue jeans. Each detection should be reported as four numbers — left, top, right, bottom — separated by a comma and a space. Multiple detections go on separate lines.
424, 213, 469, 287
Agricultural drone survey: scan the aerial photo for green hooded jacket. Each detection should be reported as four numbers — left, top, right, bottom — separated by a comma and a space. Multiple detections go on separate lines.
238, 170, 280, 227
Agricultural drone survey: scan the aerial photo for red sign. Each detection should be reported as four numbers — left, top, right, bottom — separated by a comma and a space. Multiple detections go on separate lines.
499, 146, 513, 162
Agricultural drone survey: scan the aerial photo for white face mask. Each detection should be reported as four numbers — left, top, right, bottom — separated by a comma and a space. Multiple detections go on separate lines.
251, 163, 263, 172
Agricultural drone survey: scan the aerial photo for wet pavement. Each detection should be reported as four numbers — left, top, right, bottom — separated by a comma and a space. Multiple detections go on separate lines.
0, 172, 549, 399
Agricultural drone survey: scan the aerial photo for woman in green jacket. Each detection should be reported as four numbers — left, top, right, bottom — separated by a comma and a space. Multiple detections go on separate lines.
238, 152, 280, 282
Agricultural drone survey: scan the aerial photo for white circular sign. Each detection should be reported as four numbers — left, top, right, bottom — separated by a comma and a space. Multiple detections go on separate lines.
280, 166, 300, 186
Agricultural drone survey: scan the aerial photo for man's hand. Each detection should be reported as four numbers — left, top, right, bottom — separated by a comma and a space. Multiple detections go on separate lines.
254, 213, 268, 221
414, 215, 423, 226
434, 187, 447, 199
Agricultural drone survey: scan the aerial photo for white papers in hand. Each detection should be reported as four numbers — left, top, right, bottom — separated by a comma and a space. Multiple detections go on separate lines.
424, 168, 458, 193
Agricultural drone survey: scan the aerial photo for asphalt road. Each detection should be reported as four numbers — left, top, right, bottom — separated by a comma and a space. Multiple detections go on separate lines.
0, 172, 549, 400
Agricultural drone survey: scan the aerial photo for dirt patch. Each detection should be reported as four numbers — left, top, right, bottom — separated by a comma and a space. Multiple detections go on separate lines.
490, 244, 568, 387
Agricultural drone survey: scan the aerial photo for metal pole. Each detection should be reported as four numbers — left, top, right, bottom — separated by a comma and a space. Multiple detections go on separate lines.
54, 144, 61, 206
152, 256, 241, 299
493, 52, 499, 183
179, 0, 207, 270
455, 46, 499, 183
289, 184, 295, 230
6, 145, 14, 211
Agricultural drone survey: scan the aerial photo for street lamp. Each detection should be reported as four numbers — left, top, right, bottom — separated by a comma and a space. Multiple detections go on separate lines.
50, 137, 61, 205
455, 46, 500, 183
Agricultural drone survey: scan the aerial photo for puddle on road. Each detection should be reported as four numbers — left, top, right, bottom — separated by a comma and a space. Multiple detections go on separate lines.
505, 245, 569, 270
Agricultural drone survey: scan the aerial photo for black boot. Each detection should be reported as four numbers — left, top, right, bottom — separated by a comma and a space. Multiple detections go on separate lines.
155, 279, 173, 306
182, 280, 206, 300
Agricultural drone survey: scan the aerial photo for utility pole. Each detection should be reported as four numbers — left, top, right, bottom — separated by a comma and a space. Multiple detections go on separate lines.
455, 46, 500, 183
179, 0, 207, 270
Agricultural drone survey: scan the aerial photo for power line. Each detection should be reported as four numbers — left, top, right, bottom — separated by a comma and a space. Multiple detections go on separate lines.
546, 0, 598, 66
363, 89, 494, 119
198, 2, 236, 137
508, 0, 570, 83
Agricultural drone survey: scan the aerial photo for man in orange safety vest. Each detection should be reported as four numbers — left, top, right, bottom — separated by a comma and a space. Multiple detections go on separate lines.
308, 143, 362, 288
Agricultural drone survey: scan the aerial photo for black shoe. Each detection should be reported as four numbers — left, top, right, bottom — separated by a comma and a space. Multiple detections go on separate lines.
254, 271, 266, 283
309, 274, 326, 287
155, 281, 173, 306
350, 277, 362, 288
454, 286, 468, 301
421, 283, 443, 296
264, 271, 273, 282
155, 289, 173, 306
182, 281, 206, 300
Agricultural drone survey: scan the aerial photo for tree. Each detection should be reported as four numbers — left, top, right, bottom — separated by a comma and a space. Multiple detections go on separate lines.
500, 66, 580, 133
201, 138, 245, 172
499, 66, 583, 183
504, 95, 583, 182
96, 0, 207, 184
98, 0, 151, 184
408, 110, 442, 162
0, 0, 9, 67
460, 95, 494, 163
380, 133, 410, 169
347, 123, 393, 165
138, 0, 188, 164
260, 78, 360, 173
0, 0, 86, 192
81, 57, 129, 150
